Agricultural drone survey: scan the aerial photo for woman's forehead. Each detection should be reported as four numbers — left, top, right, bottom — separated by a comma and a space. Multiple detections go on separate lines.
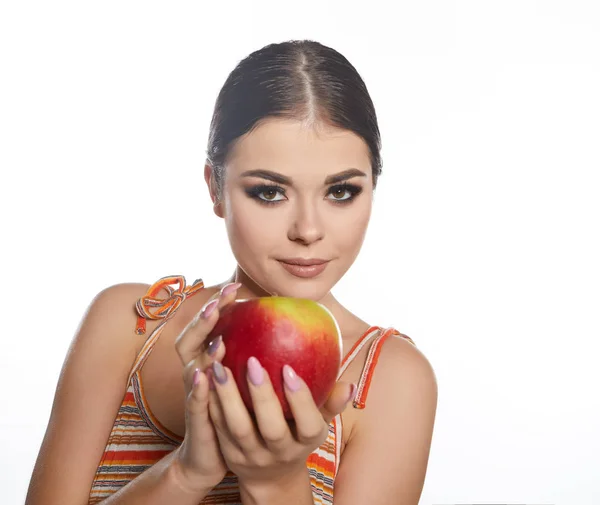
226, 118, 371, 176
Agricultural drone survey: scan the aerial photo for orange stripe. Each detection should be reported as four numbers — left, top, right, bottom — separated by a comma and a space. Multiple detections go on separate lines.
100, 449, 173, 462
353, 328, 416, 409
340, 325, 380, 368
135, 276, 204, 334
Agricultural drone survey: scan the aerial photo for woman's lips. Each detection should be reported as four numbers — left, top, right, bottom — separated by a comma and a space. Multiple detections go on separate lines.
277, 260, 329, 278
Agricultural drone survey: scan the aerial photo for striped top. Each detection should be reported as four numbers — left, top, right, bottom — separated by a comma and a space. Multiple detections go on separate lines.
88, 276, 416, 504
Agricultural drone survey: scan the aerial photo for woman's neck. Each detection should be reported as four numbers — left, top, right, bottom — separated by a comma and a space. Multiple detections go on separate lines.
222, 266, 365, 335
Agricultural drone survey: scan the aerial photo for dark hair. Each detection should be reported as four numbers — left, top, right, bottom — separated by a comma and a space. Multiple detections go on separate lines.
206, 39, 382, 200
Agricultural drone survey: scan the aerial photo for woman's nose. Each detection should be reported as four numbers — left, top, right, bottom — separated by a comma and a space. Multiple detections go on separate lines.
287, 202, 324, 245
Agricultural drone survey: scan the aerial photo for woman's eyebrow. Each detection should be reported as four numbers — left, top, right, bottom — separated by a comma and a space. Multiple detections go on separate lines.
325, 168, 367, 184
240, 168, 367, 185
241, 169, 290, 184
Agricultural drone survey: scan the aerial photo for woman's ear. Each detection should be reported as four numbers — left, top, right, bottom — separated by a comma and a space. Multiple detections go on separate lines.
204, 163, 224, 218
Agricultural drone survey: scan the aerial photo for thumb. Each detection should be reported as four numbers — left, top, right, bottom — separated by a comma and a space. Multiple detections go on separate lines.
319, 381, 357, 424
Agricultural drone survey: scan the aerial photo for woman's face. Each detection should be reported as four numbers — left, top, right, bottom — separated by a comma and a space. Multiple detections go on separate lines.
208, 118, 374, 301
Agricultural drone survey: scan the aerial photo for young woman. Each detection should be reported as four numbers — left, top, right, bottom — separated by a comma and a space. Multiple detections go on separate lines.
25, 40, 438, 505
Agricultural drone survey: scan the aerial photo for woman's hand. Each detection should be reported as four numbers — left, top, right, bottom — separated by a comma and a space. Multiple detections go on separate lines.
171, 282, 242, 492
206, 352, 357, 489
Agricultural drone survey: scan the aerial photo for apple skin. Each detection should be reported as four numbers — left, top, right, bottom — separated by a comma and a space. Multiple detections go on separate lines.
207, 297, 343, 420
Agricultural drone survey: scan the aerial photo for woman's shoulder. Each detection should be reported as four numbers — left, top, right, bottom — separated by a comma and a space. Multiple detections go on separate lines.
78, 278, 202, 357
340, 330, 437, 493
376, 328, 434, 386
85, 282, 154, 332
75, 282, 159, 359
361, 329, 437, 423
24, 280, 187, 505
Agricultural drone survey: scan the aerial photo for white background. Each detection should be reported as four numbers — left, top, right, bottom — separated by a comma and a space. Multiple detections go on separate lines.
1, 1, 599, 504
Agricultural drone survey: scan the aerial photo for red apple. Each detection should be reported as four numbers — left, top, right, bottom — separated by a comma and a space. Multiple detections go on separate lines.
207, 296, 343, 419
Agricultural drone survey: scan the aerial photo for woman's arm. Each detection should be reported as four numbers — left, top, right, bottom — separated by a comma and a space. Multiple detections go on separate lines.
96, 447, 214, 505
333, 337, 438, 505
25, 283, 213, 505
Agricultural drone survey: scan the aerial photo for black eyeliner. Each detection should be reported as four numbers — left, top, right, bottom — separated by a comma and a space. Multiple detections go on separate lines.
244, 182, 363, 206
330, 182, 363, 202
244, 184, 285, 203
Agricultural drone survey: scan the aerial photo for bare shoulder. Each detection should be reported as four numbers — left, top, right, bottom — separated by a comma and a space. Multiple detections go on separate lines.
85, 281, 151, 322
333, 334, 438, 505
25, 281, 156, 505
74, 282, 157, 357
360, 334, 438, 432
378, 334, 438, 395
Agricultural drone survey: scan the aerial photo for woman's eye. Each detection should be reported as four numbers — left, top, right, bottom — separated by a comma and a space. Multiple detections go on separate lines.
259, 188, 285, 201
246, 183, 361, 205
329, 187, 352, 201
245, 185, 286, 203
327, 184, 362, 202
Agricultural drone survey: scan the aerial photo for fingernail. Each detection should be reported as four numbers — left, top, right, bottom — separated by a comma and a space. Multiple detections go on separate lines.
212, 361, 228, 385
220, 282, 242, 297
247, 356, 264, 386
201, 299, 219, 319
283, 364, 302, 392
347, 383, 357, 403
207, 335, 222, 356
206, 368, 216, 390
193, 368, 201, 386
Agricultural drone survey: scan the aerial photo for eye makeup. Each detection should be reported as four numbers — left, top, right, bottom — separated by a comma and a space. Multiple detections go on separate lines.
244, 182, 363, 206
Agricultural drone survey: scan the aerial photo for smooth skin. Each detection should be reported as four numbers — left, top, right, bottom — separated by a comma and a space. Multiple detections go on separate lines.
25, 118, 438, 505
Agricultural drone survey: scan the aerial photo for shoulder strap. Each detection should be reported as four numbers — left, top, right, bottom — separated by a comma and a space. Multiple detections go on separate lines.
337, 326, 382, 379
127, 275, 204, 384
135, 275, 204, 335
352, 327, 416, 410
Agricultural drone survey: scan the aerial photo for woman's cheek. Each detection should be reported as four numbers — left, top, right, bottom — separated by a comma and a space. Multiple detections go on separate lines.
227, 207, 280, 255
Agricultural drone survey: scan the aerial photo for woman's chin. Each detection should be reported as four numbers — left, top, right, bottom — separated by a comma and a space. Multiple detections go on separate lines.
239, 265, 335, 300
266, 282, 332, 301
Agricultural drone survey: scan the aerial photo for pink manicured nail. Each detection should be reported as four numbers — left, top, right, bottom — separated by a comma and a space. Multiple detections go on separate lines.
220, 282, 242, 297
283, 365, 302, 392
247, 357, 264, 386
201, 299, 219, 319
206, 368, 216, 390
347, 383, 357, 403
193, 368, 201, 386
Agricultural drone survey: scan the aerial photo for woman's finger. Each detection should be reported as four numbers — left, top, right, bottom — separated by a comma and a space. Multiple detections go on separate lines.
175, 282, 240, 365
282, 365, 334, 446
245, 357, 293, 454
184, 370, 222, 450
180, 368, 228, 478
208, 361, 261, 452
318, 381, 357, 425
181, 339, 227, 394
175, 297, 219, 365
185, 369, 212, 428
